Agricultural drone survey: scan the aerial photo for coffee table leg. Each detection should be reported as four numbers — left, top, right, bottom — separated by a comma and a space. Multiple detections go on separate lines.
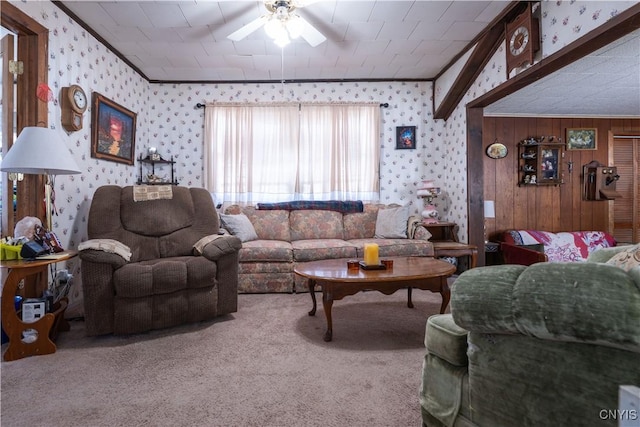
439, 280, 451, 314
322, 288, 334, 342
308, 279, 317, 316
407, 287, 414, 308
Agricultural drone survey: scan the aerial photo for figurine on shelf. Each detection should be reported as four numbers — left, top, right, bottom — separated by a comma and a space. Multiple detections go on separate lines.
417, 180, 441, 224
147, 173, 166, 184
530, 175, 537, 184
148, 147, 161, 161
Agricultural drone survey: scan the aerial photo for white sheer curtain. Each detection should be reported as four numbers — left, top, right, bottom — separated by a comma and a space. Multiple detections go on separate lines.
203, 103, 379, 204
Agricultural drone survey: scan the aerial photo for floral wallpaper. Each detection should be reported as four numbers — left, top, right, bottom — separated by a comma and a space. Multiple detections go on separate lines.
8, 0, 636, 313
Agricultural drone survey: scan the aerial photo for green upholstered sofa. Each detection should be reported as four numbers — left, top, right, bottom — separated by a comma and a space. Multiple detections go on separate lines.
420, 245, 640, 427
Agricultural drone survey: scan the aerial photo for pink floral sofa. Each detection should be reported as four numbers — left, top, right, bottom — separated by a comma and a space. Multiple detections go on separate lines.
222, 204, 434, 293
500, 230, 617, 265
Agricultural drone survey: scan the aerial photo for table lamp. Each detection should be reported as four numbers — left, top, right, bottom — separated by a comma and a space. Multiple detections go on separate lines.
483, 200, 495, 243
1, 127, 81, 231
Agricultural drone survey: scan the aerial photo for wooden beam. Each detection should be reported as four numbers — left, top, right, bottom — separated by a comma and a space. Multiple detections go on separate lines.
469, 3, 640, 109
434, 1, 526, 120
467, 107, 486, 264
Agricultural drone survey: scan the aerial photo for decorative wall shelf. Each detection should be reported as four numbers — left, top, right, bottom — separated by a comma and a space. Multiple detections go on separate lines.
517, 138, 564, 186
137, 155, 178, 185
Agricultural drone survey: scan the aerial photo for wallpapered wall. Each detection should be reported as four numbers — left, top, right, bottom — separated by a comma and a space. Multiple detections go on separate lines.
9, 0, 635, 312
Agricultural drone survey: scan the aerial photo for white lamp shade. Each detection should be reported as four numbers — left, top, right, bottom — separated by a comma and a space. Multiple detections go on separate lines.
0, 127, 81, 175
484, 200, 496, 218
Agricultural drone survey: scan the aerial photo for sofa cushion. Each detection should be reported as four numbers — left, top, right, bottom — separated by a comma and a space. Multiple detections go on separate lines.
226, 205, 291, 241
120, 186, 195, 237
350, 238, 434, 258
238, 240, 293, 263
290, 210, 344, 241
504, 230, 616, 262
292, 239, 358, 262
113, 256, 216, 298
220, 213, 258, 242
426, 314, 468, 367
606, 244, 640, 272
452, 262, 640, 351
343, 204, 380, 240
375, 205, 409, 238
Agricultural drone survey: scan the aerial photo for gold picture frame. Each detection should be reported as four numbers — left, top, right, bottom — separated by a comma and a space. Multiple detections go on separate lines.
566, 128, 597, 150
91, 92, 137, 165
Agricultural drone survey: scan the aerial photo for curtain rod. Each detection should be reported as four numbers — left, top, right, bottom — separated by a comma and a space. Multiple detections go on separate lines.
196, 102, 389, 109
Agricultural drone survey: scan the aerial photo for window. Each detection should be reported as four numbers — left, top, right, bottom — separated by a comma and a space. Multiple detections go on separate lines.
204, 103, 380, 204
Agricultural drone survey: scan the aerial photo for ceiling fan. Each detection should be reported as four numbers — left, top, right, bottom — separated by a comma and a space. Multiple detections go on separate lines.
227, 0, 327, 48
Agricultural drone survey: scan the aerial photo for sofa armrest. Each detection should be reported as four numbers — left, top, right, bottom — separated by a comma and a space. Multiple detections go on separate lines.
501, 242, 547, 265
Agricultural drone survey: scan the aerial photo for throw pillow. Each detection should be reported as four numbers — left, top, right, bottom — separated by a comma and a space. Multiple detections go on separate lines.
220, 214, 258, 243
374, 205, 409, 238
606, 244, 640, 272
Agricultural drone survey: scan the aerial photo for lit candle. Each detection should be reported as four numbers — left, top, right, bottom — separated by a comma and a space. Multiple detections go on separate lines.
364, 243, 379, 265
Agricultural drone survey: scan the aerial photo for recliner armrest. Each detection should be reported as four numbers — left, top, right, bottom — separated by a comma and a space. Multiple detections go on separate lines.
501, 242, 548, 265
199, 235, 242, 261
79, 249, 128, 269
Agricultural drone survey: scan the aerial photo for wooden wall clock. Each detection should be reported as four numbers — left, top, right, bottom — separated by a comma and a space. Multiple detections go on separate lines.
505, 4, 540, 76
61, 85, 88, 132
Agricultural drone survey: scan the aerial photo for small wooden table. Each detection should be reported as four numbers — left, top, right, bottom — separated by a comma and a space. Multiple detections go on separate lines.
1, 251, 76, 361
432, 242, 478, 269
294, 257, 456, 342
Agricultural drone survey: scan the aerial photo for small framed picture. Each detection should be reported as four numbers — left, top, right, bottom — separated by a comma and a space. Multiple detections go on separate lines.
91, 92, 137, 165
566, 128, 597, 150
485, 142, 508, 159
396, 126, 416, 149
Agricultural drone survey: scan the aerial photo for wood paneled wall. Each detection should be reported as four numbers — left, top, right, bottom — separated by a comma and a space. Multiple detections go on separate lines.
483, 117, 640, 241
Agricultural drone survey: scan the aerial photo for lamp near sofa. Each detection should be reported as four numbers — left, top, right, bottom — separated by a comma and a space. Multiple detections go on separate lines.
0, 126, 81, 230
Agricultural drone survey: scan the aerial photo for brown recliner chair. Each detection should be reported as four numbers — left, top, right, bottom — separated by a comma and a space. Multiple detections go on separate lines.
79, 185, 241, 336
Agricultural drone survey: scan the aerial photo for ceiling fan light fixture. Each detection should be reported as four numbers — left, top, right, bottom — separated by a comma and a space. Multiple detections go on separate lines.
264, 17, 284, 40
286, 15, 303, 39
274, 33, 290, 47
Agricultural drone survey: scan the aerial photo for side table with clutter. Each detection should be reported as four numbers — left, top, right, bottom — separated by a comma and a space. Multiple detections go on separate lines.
1, 216, 75, 361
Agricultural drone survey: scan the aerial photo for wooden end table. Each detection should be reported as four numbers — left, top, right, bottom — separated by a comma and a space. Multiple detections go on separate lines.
1, 251, 76, 361
294, 256, 456, 342
432, 241, 478, 269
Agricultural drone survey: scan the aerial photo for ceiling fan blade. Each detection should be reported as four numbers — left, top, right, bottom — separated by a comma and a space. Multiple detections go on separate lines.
292, 0, 323, 7
227, 15, 268, 41
298, 16, 326, 47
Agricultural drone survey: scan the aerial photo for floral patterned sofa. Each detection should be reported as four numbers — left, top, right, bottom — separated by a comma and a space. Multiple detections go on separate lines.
222, 203, 434, 293
500, 229, 617, 265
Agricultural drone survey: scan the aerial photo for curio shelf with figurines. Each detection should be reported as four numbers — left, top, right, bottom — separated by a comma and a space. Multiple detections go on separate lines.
517, 136, 564, 186
137, 148, 178, 185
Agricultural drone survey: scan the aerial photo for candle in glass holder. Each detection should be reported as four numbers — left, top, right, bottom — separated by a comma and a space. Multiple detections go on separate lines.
363, 243, 379, 265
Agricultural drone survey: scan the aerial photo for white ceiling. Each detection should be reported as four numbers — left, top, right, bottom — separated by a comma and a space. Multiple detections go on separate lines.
57, 0, 509, 81
485, 28, 640, 117
55, 1, 640, 117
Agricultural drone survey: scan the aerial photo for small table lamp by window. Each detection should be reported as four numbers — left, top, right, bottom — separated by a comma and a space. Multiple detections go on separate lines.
483, 200, 495, 243
1, 127, 81, 231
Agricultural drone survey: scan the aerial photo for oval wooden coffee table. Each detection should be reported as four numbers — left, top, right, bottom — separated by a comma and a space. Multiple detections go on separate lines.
294, 256, 456, 341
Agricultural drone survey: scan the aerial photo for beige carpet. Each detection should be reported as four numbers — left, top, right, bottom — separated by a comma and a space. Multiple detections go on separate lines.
1, 289, 448, 427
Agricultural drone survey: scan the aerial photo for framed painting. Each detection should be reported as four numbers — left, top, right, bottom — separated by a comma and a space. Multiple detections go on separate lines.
91, 92, 137, 165
396, 126, 416, 149
566, 128, 597, 150
486, 142, 508, 159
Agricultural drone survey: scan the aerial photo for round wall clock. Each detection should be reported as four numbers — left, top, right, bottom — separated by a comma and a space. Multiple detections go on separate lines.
509, 26, 529, 56
61, 85, 88, 132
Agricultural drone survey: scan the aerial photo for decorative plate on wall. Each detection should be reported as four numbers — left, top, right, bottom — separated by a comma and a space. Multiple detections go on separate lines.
486, 142, 508, 159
